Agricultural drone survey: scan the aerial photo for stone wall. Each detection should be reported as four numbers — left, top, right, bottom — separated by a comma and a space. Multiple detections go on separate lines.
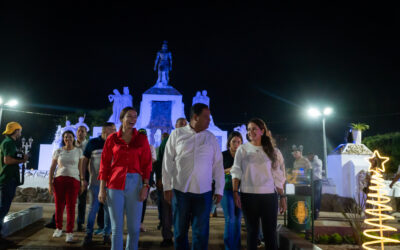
13, 187, 54, 203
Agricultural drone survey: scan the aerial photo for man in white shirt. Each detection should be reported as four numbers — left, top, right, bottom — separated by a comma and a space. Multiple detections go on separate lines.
307, 152, 323, 220
162, 103, 224, 250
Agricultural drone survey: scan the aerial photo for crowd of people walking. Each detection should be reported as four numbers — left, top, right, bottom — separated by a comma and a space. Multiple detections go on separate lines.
1, 103, 314, 250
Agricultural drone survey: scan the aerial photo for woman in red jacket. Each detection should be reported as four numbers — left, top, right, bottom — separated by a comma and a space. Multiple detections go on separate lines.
98, 107, 152, 250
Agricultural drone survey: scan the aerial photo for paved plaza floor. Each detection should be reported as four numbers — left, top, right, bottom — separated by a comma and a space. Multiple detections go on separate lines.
3, 202, 400, 249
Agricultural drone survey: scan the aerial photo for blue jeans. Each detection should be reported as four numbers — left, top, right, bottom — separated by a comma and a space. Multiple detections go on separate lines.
172, 189, 212, 250
86, 185, 111, 235
107, 173, 143, 250
221, 190, 241, 250
313, 179, 322, 219
0, 178, 17, 235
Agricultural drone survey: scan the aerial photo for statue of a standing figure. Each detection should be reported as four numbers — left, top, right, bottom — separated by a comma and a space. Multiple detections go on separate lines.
108, 89, 122, 124
61, 120, 76, 135
192, 90, 210, 107
108, 86, 133, 124
74, 116, 90, 132
154, 41, 173, 87
121, 87, 133, 108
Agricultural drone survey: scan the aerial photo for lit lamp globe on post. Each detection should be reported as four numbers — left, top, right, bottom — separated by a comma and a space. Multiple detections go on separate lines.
0, 97, 19, 128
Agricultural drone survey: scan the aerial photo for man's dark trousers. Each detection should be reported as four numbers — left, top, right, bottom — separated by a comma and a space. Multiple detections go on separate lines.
172, 189, 212, 250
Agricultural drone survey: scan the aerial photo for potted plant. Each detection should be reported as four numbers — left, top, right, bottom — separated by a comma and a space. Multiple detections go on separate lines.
351, 123, 370, 144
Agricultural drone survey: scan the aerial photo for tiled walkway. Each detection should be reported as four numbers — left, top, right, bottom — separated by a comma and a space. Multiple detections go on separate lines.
3, 203, 400, 249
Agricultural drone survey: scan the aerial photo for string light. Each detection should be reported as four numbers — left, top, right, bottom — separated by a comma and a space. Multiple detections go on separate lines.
362, 150, 400, 249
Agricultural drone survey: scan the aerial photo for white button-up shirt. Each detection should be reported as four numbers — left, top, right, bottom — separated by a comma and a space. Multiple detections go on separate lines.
162, 124, 225, 195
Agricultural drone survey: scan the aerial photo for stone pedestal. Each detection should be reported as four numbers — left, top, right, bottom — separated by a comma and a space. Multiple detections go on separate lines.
136, 86, 185, 145
208, 126, 227, 152
327, 143, 373, 198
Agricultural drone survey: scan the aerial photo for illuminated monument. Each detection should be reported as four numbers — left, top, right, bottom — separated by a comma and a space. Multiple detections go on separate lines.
38, 41, 227, 170
135, 41, 227, 149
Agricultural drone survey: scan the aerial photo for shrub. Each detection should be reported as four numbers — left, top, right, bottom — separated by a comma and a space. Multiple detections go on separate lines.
330, 233, 343, 244
317, 234, 330, 244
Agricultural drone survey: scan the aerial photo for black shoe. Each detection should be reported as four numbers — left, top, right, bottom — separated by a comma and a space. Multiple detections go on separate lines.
45, 221, 56, 229
160, 239, 173, 247
82, 234, 92, 247
77, 224, 84, 232
103, 234, 111, 245
157, 222, 162, 230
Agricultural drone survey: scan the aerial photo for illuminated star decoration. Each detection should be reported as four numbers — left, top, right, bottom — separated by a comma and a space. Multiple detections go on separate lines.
363, 150, 400, 250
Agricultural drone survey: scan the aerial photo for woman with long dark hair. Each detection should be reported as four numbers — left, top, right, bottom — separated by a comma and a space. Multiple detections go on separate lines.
230, 118, 286, 250
221, 131, 243, 250
98, 107, 153, 250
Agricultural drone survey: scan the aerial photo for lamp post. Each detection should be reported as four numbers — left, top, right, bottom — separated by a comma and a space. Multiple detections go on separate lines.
307, 107, 333, 177
307, 106, 332, 243
20, 137, 33, 185
0, 97, 19, 129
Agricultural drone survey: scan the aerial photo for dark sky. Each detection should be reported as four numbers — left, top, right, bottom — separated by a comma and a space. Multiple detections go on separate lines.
1, 5, 400, 167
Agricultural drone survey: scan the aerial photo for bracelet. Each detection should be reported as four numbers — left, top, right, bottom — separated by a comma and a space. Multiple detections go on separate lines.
143, 183, 150, 188
280, 194, 287, 198
233, 190, 239, 193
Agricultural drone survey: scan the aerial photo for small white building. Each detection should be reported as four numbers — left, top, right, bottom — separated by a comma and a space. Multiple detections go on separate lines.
327, 143, 373, 198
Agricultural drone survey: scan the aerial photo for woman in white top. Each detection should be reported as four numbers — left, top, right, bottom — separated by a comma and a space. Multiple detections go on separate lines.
230, 118, 286, 250
48, 130, 84, 243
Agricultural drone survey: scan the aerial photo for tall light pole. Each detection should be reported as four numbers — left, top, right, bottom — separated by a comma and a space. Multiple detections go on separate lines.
307, 107, 333, 177
0, 97, 19, 129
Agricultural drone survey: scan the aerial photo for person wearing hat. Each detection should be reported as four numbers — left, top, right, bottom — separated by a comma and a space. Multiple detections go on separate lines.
0, 122, 29, 244
291, 145, 312, 184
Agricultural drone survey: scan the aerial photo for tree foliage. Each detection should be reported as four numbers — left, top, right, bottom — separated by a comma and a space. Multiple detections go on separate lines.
363, 132, 400, 175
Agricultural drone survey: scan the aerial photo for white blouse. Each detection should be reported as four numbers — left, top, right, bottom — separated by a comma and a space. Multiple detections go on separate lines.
230, 143, 286, 194
53, 147, 83, 181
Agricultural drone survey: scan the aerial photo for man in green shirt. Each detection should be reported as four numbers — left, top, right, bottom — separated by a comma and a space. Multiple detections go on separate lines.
0, 122, 28, 243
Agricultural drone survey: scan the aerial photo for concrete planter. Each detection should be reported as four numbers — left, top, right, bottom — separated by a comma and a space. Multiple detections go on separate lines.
352, 129, 362, 144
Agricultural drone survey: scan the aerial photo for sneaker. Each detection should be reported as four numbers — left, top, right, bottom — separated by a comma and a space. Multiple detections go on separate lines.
160, 238, 173, 247
94, 228, 104, 235
82, 234, 92, 246
66, 233, 74, 243
157, 222, 162, 230
257, 240, 265, 248
52, 229, 63, 238
103, 234, 111, 245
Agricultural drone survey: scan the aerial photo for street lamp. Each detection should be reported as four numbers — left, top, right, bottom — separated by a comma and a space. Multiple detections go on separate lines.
307, 106, 333, 177
0, 97, 19, 129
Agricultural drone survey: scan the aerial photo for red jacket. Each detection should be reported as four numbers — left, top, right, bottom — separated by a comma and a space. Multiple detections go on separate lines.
99, 128, 152, 190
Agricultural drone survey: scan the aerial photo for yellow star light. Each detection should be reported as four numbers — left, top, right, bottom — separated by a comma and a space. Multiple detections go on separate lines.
368, 150, 389, 173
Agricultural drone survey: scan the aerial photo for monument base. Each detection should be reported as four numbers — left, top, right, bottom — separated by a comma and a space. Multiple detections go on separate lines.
327, 143, 373, 198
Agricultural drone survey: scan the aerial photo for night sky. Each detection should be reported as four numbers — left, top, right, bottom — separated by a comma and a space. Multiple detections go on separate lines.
1, 5, 400, 168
